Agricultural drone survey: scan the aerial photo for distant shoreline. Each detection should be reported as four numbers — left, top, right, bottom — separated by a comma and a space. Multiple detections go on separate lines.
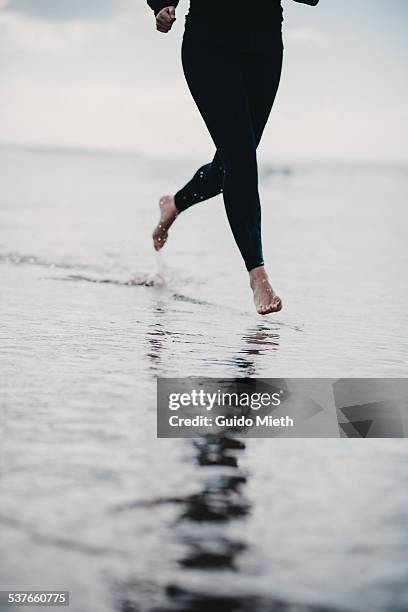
0, 141, 407, 170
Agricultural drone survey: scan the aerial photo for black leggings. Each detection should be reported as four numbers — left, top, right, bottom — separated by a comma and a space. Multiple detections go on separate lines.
174, 21, 283, 271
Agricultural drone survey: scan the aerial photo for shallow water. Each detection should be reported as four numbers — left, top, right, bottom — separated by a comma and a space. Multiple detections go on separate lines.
1, 147, 408, 611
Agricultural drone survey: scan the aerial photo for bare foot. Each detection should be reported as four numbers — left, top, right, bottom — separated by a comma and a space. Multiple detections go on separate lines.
152, 195, 178, 251
249, 266, 282, 315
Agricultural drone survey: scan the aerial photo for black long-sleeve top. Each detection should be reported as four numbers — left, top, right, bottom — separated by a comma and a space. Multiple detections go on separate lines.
147, 0, 319, 17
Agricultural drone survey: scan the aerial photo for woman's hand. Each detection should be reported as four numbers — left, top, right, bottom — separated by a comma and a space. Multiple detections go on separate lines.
156, 6, 176, 33
293, 0, 319, 5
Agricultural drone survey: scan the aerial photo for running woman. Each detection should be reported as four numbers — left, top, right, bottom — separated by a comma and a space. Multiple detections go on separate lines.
149, 0, 319, 314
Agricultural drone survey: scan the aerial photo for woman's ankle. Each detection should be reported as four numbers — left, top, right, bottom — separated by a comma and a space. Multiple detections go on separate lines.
249, 265, 268, 287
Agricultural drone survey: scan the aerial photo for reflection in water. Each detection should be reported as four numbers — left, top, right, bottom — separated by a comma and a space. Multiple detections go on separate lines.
146, 323, 166, 368
234, 324, 280, 376
132, 313, 285, 611
166, 431, 250, 611
136, 317, 349, 610
146, 298, 281, 378
114, 430, 251, 611
145, 303, 170, 373
241, 325, 280, 355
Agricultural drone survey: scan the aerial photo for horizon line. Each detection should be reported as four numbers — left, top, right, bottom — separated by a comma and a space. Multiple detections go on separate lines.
0, 140, 407, 169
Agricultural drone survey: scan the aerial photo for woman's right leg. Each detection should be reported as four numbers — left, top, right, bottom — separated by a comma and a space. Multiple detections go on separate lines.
174, 152, 225, 212
153, 150, 225, 250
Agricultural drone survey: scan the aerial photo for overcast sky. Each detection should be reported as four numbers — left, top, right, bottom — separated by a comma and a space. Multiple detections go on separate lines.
0, 0, 407, 162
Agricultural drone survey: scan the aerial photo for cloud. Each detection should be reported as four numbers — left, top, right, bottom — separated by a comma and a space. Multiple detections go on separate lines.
285, 26, 331, 48
2, 0, 126, 21
0, 0, 406, 162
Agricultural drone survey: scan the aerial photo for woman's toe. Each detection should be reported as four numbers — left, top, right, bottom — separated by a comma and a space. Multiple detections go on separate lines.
274, 297, 282, 312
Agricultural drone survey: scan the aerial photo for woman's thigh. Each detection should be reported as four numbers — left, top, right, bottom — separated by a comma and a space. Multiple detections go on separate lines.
241, 46, 283, 145
181, 34, 257, 165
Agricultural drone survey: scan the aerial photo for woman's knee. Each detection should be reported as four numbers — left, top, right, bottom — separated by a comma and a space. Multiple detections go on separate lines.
223, 148, 258, 177
223, 148, 257, 173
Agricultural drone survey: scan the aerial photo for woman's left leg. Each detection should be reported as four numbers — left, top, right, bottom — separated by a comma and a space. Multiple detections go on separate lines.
239, 46, 283, 311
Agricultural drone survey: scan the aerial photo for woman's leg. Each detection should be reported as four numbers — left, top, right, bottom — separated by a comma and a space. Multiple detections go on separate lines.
154, 40, 282, 256
174, 152, 225, 212
152, 151, 224, 250
239, 46, 283, 312
180, 38, 270, 271
154, 31, 283, 312
174, 47, 282, 215
241, 49, 283, 162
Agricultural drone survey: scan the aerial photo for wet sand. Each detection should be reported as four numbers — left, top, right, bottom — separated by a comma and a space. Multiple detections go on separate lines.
1, 147, 408, 611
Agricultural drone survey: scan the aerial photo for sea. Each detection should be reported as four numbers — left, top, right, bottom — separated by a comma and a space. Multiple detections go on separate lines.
1, 145, 408, 611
